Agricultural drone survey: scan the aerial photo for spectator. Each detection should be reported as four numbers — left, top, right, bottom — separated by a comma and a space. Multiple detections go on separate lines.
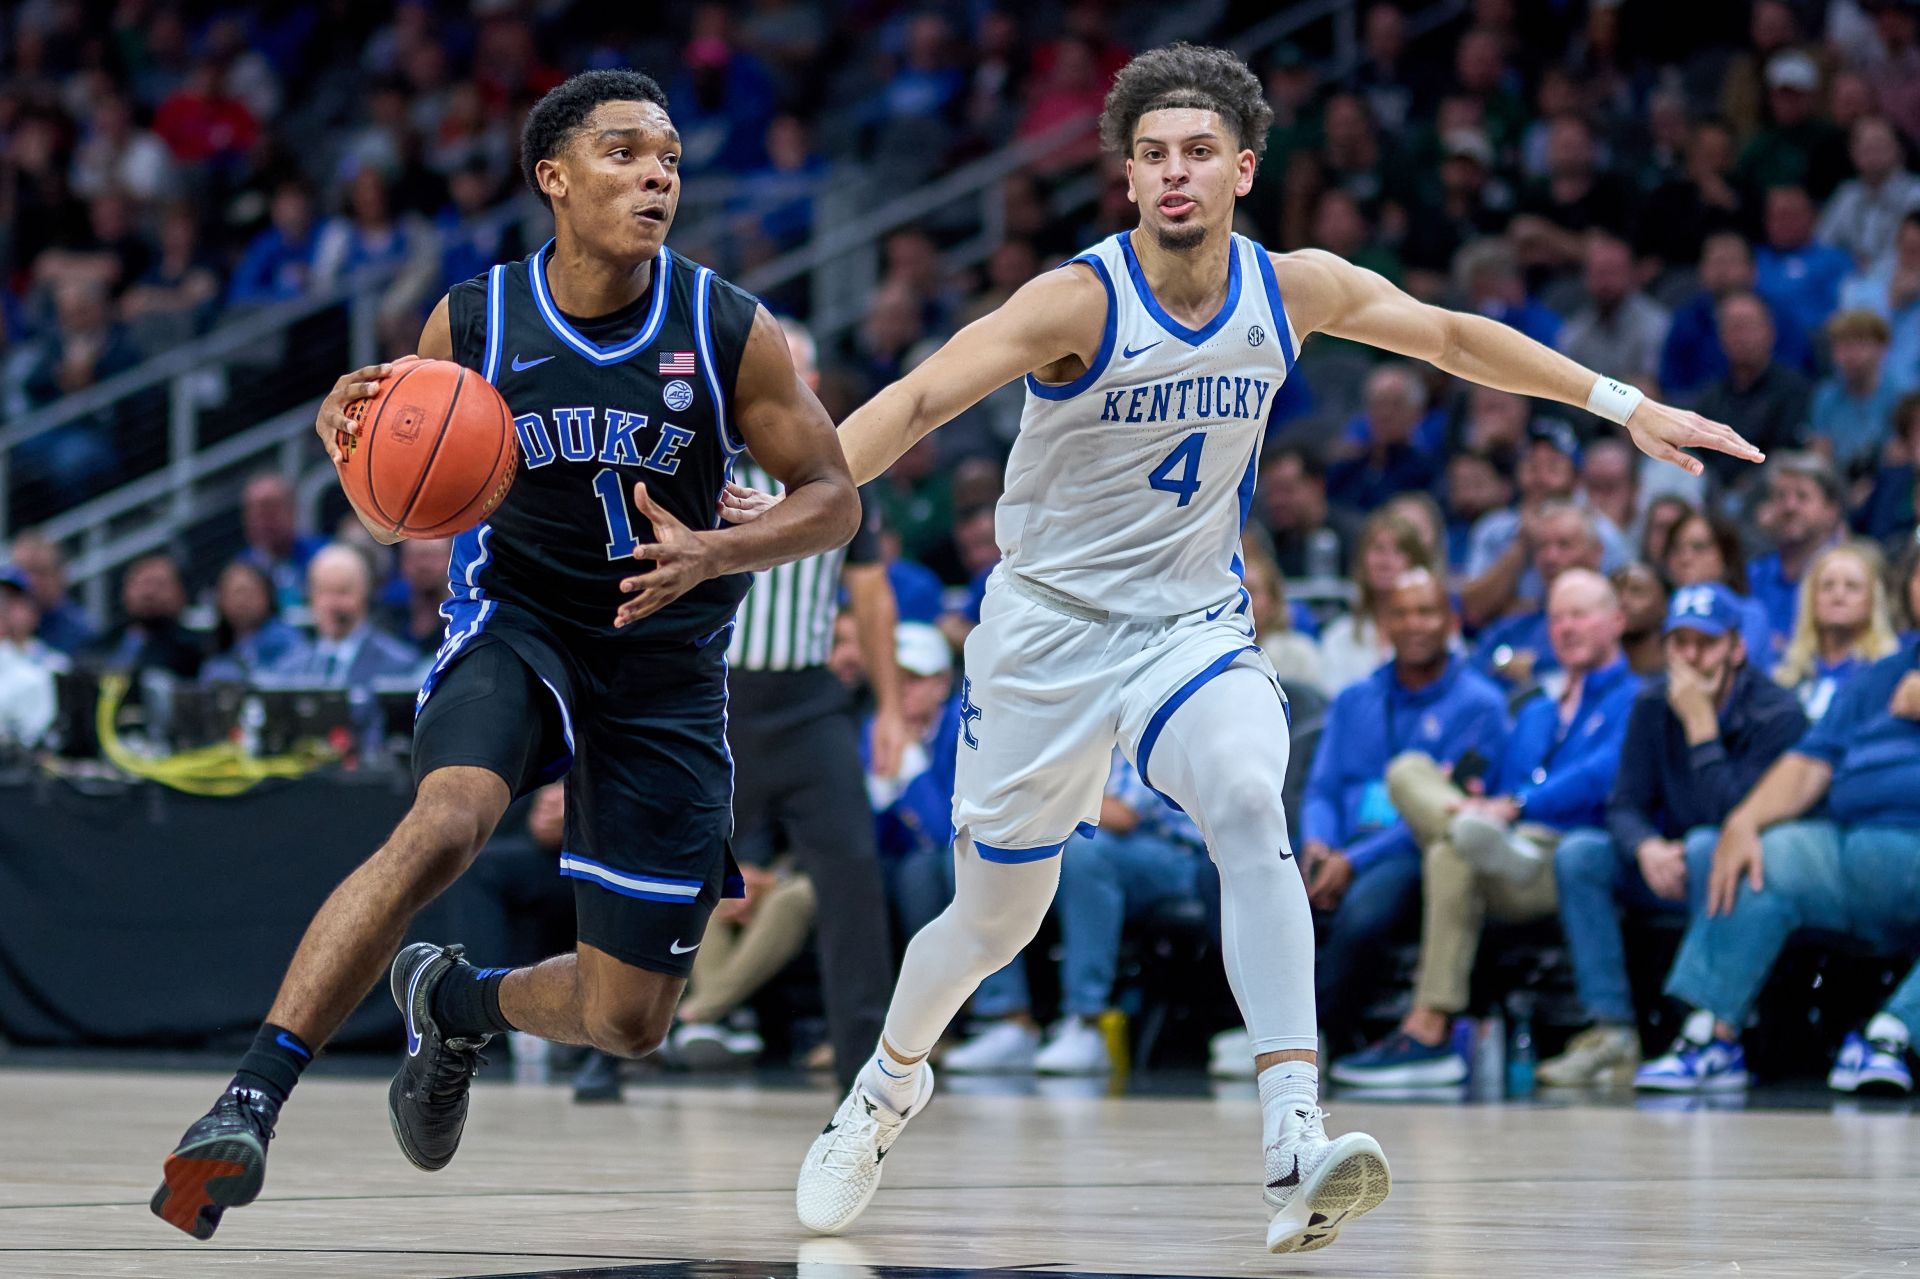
1541, 583, 1806, 1086
1840, 210, 1920, 397
1691, 293, 1813, 492
1818, 117, 1920, 269
1259, 447, 1361, 580
1613, 562, 1671, 675
70, 92, 175, 203
1812, 309, 1902, 477
1455, 238, 1561, 348
1442, 450, 1515, 573
1017, 36, 1110, 168
1866, 0, 1920, 149
22, 279, 141, 408
1347, 1, 1434, 134
1302, 569, 1510, 1051
1449, 26, 1528, 158
1859, 394, 1920, 542
1637, 634, 1920, 1095
1473, 500, 1606, 693
1660, 231, 1816, 397
1736, 52, 1849, 201
379, 536, 453, 655
5, 533, 97, 654
1755, 186, 1854, 337
86, 553, 203, 680
1318, 510, 1441, 693
312, 168, 418, 290
1459, 384, 1531, 457
1510, 114, 1636, 271
1662, 507, 1777, 663
942, 750, 1207, 1076
1328, 365, 1441, 511
1332, 568, 1640, 1087
1893, 539, 1920, 640
1382, 491, 1448, 570
1581, 437, 1639, 535
1640, 493, 1693, 568
119, 205, 221, 344
1239, 539, 1323, 695
236, 472, 327, 612
228, 180, 320, 305
1555, 232, 1670, 391
265, 545, 424, 688
1462, 419, 1629, 627
669, 854, 816, 1069
1719, 0, 1802, 140
1773, 541, 1900, 720
0, 567, 64, 749
151, 58, 260, 171
1640, 119, 1747, 278
1748, 453, 1849, 655
1402, 129, 1515, 300
871, 623, 964, 943
199, 561, 303, 682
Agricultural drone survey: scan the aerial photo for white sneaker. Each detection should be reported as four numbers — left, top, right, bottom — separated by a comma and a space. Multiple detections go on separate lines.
941, 1020, 1040, 1073
796, 1064, 935, 1235
1034, 1019, 1110, 1075
1449, 812, 1545, 883
1263, 1105, 1392, 1254
1537, 1025, 1640, 1088
674, 1022, 756, 1070
1209, 1026, 1255, 1078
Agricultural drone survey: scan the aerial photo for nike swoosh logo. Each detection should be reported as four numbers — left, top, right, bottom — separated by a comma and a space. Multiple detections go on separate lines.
669, 939, 700, 954
1122, 340, 1162, 359
1204, 602, 1230, 621
404, 956, 432, 1056
1266, 1154, 1301, 1190
275, 1031, 311, 1060
510, 354, 554, 371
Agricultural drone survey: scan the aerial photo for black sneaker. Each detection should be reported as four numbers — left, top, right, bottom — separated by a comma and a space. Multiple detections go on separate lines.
387, 941, 490, 1171
150, 1087, 277, 1239
572, 1049, 625, 1104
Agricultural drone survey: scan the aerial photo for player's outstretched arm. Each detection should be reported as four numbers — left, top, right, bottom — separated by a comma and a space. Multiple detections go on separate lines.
839, 266, 1106, 484
615, 305, 861, 627
1275, 249, 1765, 477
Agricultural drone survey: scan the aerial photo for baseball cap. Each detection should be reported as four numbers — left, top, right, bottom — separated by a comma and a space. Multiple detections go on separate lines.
1442, 129, 1493, 167
1528, 417, 1584, 465
895, 622, 952, 678
1766, 50, 1820, 93
0, 565, 28, 594
1664, 582, 1743, 638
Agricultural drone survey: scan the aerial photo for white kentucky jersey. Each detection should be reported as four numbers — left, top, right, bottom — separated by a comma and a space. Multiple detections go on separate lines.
997, 231, 1298, 616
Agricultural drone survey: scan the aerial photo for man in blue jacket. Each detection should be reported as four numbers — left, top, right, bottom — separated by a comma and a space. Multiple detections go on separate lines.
1636, 637, 1920, 1096
1540, 583, 1806, 1087
1472, 500, 1605, 694
1333, 569, 1641, 1087
1301, 569, 1510, 1051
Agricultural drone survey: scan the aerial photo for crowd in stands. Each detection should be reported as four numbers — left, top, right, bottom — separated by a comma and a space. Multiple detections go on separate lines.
6, 0, 1920, 1096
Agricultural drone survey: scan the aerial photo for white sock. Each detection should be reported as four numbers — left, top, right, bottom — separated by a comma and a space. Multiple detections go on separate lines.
1258, 1061, 1319, 1149
859, 1043, 924, 1113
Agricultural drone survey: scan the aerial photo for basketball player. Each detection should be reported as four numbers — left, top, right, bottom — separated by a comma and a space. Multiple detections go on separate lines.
791, 45, 1761, 1254
151, 70, 861, 1240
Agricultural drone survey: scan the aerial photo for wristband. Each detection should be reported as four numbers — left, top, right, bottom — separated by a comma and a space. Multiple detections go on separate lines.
1586, 376, 1645, 425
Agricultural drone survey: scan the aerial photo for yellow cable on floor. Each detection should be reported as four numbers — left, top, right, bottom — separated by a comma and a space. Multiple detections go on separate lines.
91, 674, 338, 796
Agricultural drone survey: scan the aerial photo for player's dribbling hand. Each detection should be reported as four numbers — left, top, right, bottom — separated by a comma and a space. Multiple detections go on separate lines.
718, 481, 779, 525
1624, 400, 1764, 477
616, 483, 720, 627
315, 362, 395, 464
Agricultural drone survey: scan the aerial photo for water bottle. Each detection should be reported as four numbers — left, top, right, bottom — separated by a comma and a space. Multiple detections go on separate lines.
1471, 1008, 1506, 1102
238, 695, 265, 758
1505, 994, 1537, 1099
1306, 527, 1340, 581
1098, 1008, 1130, 1079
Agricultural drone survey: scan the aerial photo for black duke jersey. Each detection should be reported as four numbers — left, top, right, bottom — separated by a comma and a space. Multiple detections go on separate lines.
439, 240, 759, 646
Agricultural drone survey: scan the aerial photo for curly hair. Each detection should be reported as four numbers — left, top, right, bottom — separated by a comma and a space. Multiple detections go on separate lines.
520, 69, 670, 209
1098, 43, 1274, 162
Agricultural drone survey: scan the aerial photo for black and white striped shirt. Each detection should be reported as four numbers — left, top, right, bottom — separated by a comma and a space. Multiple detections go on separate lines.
728, 460, 881, 671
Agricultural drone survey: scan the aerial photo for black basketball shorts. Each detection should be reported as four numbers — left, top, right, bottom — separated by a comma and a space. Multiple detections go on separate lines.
412, 598, 741, 978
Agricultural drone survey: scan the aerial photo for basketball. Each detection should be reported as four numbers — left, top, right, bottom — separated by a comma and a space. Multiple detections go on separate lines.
335, 357, 518, 539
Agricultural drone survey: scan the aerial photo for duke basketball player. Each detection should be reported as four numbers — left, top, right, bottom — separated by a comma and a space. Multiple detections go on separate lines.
791, 43, 1761, 1254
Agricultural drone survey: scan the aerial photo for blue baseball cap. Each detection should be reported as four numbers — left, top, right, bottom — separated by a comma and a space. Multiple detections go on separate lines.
0, 564, 28, 594
1664, 582, 1742, 638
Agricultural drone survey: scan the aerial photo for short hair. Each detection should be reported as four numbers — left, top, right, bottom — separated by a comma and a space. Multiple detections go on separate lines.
1767, 450, 1844, 508
1665, 507, 1752, 594
1366, 362, 1429, 411
1896, 390, 1920, 441
521, 69, 670, 210
1098, 43, 1274, 161
1262, 443, 1325, 483
1826, 308, 1891, 344
308, 542, 372, 597
1536, 498, 1601, 551
1455, 237, 1520, 289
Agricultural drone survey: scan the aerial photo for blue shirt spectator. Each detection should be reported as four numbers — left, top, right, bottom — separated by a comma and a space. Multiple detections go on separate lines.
1498, 654, 1641, 831
1756, 223, 1854, 341
1793, 638, 1920, 826
228, 183, 320, 305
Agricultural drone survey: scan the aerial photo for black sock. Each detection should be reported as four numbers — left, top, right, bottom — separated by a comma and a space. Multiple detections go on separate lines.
430, 963, 515, 1040
231, 1023, 314, 1107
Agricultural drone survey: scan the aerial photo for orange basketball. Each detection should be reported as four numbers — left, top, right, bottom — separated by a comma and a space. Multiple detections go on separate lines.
336, 357, 518, 540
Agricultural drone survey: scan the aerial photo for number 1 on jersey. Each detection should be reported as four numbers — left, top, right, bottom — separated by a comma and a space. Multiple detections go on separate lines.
593, 468, 640, 559
1149, 432, 1206, 507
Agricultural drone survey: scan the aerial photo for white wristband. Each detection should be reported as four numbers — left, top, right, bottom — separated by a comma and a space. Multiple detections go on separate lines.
1586, 376, 1645, 426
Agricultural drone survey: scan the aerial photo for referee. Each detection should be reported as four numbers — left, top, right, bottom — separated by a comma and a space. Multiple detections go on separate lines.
724, 319, 904, 1089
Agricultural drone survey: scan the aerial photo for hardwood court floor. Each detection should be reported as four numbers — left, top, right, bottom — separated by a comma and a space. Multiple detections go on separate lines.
1, 1067, 1916, 1279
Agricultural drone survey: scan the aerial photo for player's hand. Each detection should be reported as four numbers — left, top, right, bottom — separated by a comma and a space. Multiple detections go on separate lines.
1624, 400, 1764, 477
1889, 671, 1920, 721
616, 483, 721, 627
315, 362, 395, 464
718, 482, 780, 525
1708, 819, 1764, 917
869, 702, 911, 780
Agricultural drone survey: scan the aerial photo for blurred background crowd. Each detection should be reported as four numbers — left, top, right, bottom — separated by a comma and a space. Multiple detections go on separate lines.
5, 0, 1920, 1100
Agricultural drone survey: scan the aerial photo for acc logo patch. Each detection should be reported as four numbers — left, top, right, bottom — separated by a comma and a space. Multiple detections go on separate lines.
663, 379, 696, 412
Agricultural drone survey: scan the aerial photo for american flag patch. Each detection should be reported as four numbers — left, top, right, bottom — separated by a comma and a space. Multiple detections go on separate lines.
659, 351, 696, 375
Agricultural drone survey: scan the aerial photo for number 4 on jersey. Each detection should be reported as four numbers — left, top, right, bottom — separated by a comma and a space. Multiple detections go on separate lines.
1148, 432, 1206, 507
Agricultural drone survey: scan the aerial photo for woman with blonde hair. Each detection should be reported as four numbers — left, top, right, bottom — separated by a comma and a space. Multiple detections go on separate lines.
1774, 541, 1900, 721
1317, 510, 1443, 693
1239, 532, 1324, 695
